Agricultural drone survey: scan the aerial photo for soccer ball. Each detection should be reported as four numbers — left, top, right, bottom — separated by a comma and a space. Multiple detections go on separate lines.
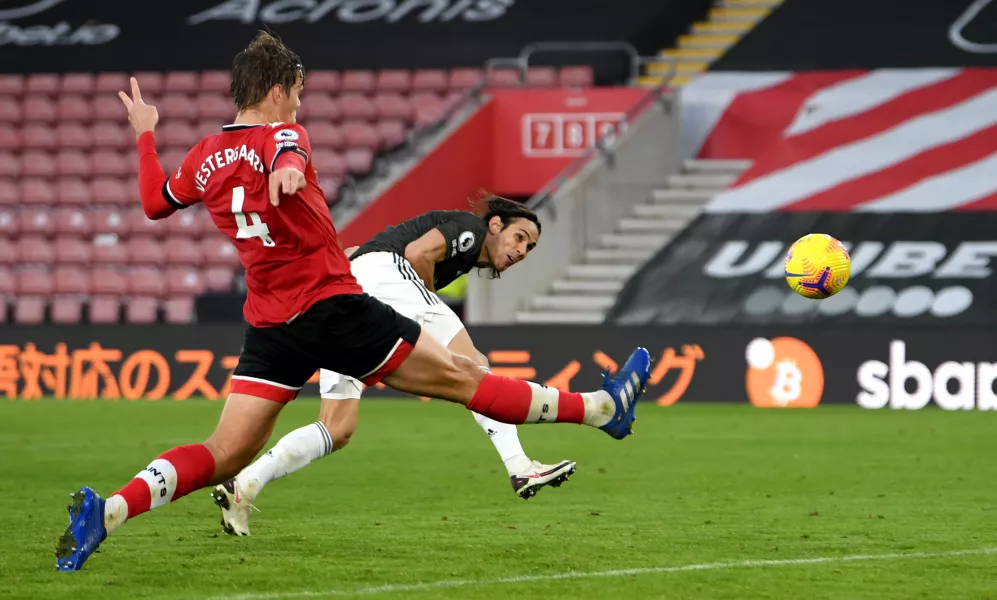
784, 233, 851, 299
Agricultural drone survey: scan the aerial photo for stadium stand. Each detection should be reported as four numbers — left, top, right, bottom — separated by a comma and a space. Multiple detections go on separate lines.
0, 66, 593, 325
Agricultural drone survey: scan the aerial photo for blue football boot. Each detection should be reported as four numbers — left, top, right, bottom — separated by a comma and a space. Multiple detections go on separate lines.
599, 347, 652, 439
56, 487, 107, 571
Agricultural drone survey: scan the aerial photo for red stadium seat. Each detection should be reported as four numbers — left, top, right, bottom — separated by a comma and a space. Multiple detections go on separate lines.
20, 179, 54, 205
92, 207, 128, 236
0, 208, 16, 236
166, 237, 204, 266
91, 150, 130, 177
412, 70, 447, 93
89, 296, 122, 324
345, 149, 374, 176
57, 123, 92, 149
127, 210, 167, 239
200, 238, 240, 267
22, 151, 55, 178
53, 266, 91, 294
195, 209, 216, 236
376, 120, 407, 149
93, 95, 123, 121
54, 207, 92, 235
22, 97, 56, 122
196, 94, 232, 120
159, 149, 187, 175
95, 73, 129, 94
61, 73, 95, 95
526, 67, 557, 87
449, 68, 484, 91
57, 95, 93, 122
300, 94, 340, 122
0, 98, 21, 122
92, 237, 129, 265
342, 70, 375, 94
91, 267, 128, 295
127, 237, 165, 265
160, 121, 198, 148
0, 75, 24, 96
26, 74, 59, 95
17, 267, 54, 295
125, 297, 159, 324
91, 178, 130, 206
163, 297, 195, 324
0, 152, 20, 177
339, 95, 375, 121
376, 70, 412, 94
559, 66, 594, 87
0, 266, 13, 292
51, 297, 85, 324
18, 237, 54, 263
321, 179, 341, 204
0, 125, 19, 150
197, 120, 225, 139
199, 71, 230, 94
14, 297, 46, 325
487, 68, 521, 88
308, 121, 344, 150
165, 209, 201, 237
203, 266, 235, 292
57, 150, 90, 177
22, 123, 57, 150
160, 94, 198, 121
341, 121, 379, 150
128, 267, 165, 296
411, 94, 445, 126
93, 122, 132, 149
373, 94, 412, 122
307, 71, 340, 93
0, 180, 16, 205
165, 71, 199, 94
55, 238, 92, 264
132, 72, 164, 94
54, 207, 92, 237
57, 178, 91, 205
19, 210, 54, 236
312, 150, 347, 179
166, 267, 205, 295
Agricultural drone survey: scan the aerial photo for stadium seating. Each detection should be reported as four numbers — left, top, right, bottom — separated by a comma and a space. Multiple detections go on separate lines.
0, 66, 594, 324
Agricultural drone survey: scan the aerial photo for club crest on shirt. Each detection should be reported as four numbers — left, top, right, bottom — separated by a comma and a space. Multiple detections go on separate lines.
458, 231, 475, 253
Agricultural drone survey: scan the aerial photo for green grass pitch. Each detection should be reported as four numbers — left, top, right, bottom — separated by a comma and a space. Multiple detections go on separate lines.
2, 400, 997, 599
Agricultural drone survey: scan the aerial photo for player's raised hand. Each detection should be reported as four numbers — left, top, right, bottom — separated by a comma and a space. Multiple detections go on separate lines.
118, 77, 159, 140
268, 167, 307, 207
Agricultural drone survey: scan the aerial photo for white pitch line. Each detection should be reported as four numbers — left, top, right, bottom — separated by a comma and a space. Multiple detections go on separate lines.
206, 546, 997, 600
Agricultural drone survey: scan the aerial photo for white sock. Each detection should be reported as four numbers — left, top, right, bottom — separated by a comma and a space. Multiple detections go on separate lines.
238, 421, 334, 502
472, 411, 531, 474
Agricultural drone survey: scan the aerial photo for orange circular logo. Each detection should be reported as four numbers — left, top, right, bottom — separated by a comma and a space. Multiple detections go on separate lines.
745, 337, 824, 408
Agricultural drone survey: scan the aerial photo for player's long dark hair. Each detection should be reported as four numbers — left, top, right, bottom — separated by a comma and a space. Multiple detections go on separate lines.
469, 191, 542, 279
231, 31, 305, 112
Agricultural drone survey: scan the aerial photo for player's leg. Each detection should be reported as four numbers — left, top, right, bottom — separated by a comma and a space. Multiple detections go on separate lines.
213, 372, 360, 535
443, 326, 577, 499
56, 325, 316, 571
375, 315, 651, 439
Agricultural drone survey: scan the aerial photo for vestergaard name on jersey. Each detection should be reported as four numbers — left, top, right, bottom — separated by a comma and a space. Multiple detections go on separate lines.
193, 145, 265, 192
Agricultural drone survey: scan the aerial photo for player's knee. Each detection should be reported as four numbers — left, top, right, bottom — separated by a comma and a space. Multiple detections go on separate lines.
204, 436, 267, 479
449, 352, 487, 386
320, 411, 357, 451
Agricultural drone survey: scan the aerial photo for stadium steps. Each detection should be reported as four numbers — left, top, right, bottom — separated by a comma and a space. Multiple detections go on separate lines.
515, 159, 750, 324
639, 0, 783, 89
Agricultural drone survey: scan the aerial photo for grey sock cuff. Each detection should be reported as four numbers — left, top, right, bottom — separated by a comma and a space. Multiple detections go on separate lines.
314, 421, 334, 456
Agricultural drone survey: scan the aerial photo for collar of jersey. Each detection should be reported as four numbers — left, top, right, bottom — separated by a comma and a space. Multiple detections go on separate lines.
222, 124, 266, 131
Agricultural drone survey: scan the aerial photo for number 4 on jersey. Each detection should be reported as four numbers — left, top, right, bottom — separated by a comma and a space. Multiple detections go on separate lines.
231, 186, 275, 247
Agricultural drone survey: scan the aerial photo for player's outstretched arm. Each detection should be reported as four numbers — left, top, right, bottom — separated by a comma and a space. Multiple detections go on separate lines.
119, 77, 177, 220
404, 230, 447, 292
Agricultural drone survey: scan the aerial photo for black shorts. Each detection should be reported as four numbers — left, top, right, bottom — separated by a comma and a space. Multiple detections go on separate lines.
231, 293, 422, 403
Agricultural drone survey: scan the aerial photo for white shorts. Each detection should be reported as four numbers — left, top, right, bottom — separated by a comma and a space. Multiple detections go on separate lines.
319, 251, 465, 400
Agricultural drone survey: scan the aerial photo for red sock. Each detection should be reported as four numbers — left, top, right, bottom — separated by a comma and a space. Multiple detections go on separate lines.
113, 444, 216, 519
467, 374, 587, 425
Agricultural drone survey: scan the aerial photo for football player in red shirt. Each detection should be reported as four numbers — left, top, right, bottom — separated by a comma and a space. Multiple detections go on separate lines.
56, 32, 651, 572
